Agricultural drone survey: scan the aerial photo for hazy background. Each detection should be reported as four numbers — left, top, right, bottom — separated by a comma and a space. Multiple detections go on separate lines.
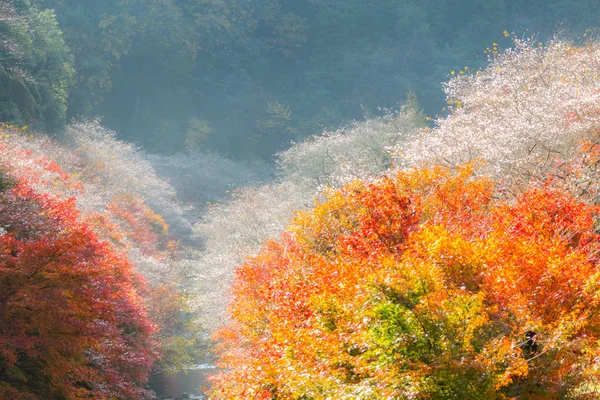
2, 0, 599, 160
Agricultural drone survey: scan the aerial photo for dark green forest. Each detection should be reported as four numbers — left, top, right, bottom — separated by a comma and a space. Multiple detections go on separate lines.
2, 0, 599, 158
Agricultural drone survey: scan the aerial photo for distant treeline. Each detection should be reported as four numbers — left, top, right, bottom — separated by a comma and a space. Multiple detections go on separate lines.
1, 0, 599, 157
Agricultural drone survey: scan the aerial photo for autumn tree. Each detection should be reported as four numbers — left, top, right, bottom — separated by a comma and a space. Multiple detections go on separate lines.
211, 164, 600, 399
0, 134, 156, 399
193, 103, 424, 330
0, 122, 208, 392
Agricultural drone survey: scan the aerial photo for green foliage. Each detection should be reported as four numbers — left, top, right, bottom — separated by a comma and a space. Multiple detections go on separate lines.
24, 7, 75, 129
267, 11, 308, 58
0, 2, 74, 131
6, 0, 597, 156
149, 286, 208, 372
255, 101, 294, 135
252, 100, 297, 154
184, 118, 214, 151
0, 169, 14, 193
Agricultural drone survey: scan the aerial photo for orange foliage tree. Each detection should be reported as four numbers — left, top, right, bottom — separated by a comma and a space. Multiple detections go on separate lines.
211, 165, 600, 399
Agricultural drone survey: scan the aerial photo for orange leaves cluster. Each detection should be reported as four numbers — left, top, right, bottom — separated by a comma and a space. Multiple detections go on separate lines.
212, 165, 600, 399
107, 194, 170, 255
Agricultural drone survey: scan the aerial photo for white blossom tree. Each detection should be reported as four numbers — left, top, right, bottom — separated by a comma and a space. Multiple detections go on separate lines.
0, 122, 186, 284
400, 36, 600, 199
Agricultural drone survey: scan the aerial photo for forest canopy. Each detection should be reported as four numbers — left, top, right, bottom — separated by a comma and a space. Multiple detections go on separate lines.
1, 0, 600, 156
212, 165, 600, 398
2, 0, 600, 398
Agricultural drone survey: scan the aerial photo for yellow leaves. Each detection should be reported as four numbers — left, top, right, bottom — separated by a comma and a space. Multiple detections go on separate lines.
0, 122, 28, 134
476, 336, 529, 390
504, 30, 510, 37
410, 224, 485, 292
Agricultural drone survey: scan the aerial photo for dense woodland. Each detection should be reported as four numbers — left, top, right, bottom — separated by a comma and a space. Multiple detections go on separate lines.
2, 0, 600, 156
2, 0, 600, 399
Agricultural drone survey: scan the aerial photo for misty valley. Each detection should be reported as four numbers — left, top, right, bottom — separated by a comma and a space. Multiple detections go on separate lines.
1, 1, 600, 399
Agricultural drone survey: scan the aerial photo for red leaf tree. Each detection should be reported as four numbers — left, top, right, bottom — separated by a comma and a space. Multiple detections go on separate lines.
0, 147, 156, 398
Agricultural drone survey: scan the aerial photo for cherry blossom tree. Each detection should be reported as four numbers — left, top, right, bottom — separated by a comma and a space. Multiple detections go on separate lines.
400, 37, 600, 199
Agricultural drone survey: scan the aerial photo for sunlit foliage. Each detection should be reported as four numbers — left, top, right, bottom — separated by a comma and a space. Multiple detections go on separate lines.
0, 123, 205, 396
192, 103, 424, 330
0, 126, 155, 399
212, 165, 600, 399
401, 37, 600, 200
0, 121, 187, 280
0, 1, 74, 131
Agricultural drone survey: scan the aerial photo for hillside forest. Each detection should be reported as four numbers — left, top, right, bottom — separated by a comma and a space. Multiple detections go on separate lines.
2, 0, 600, 399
